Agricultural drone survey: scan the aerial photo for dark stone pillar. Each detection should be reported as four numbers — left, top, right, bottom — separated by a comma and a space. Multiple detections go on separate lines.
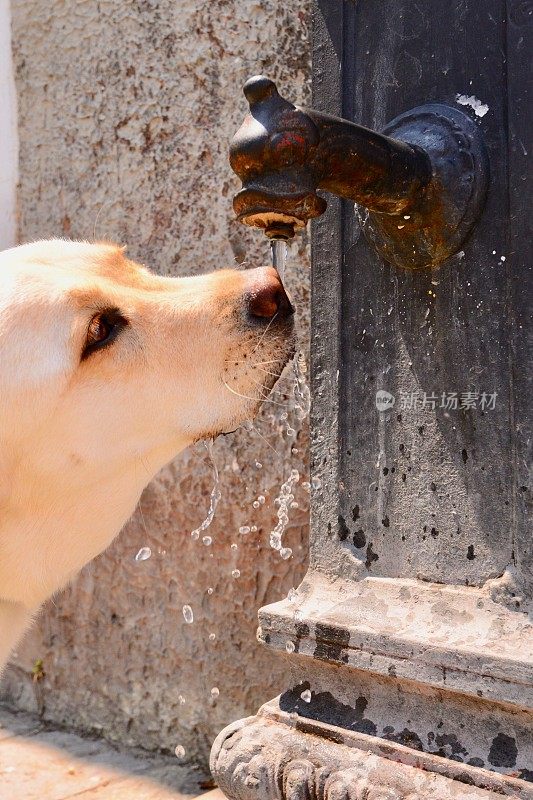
211, 1, 533, 797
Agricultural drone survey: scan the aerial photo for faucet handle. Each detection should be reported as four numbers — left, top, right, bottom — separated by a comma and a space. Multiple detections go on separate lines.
243, 75, 278, 106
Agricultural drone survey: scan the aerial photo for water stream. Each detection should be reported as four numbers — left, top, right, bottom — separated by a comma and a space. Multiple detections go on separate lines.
190, 439, 221, 541
269, 468, 301, 559
270, 238, 288, 279
169, 242, 313, 755
293, 351, 311, 420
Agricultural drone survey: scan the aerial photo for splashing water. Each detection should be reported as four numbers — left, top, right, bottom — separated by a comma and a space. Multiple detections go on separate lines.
135, 546, 151, 562
191, 440, 221, 541
269, 468, 300, 555
293, 351, 311, 421
270, 238, 288, 279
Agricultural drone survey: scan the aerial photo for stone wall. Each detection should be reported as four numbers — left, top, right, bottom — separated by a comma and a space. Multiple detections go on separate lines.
0, 0, 311, 767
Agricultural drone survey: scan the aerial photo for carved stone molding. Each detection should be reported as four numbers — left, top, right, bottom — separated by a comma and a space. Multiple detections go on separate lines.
257, 572, 533, 710
210, 713, 532, 800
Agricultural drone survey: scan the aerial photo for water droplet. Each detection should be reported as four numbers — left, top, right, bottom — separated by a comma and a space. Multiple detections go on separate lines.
202, 536, 212, 546
207, 587, 214, 595
290, 501, 299, 509
174, 745, 186, 759
258, 495, 265, 505
182, 605, 194, 624
300, 689, 312, 703
250, 525, 258, 533
239, 525, 251, 535
311, 476, 322, 490
231, 543, 238, 550
255, 461, 263, 469
178, 695, 186, 705
252, 501, 260, 509
208, 632, 216, 641
135, 547, 151, 562
285, 640, 295, 653
280, 547, 292, 560
210, 686, 220, 698
231, 569, 241, 578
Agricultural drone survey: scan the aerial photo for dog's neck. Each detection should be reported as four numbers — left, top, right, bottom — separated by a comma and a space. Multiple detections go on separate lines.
0, 435, 190, 671
0, 601, 32, 673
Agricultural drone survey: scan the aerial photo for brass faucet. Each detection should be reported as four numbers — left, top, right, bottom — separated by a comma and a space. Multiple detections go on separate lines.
230, 76, 489, 269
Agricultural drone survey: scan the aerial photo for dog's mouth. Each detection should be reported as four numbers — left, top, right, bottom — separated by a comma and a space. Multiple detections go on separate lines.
214, 319, 296, 437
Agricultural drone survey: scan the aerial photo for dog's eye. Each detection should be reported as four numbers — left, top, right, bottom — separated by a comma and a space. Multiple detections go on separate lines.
82, 310, 127, 359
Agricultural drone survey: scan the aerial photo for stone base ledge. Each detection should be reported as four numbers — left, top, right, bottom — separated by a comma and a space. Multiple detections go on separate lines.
210, 706, 532, 800
257, 573, 533, 709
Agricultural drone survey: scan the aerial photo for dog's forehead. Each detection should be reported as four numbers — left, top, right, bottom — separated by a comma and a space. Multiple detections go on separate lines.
1, 239, 155, 299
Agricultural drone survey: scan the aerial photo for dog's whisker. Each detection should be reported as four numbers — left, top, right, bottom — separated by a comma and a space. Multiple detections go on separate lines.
250, 365, 287, 378
92, 200, 111, 241
247, 422, 282, 458
246, 373, 288, 397
228, 359, 286, 378
222, 378, 288, 408
249, 312, 280, 357
226, 358, 281, 366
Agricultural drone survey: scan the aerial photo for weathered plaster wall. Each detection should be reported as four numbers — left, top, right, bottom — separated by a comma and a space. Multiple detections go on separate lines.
1, 0, 311, 767
0, 0, 18, 249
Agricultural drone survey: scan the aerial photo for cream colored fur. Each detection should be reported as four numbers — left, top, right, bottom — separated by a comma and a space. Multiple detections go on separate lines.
0, 239, 294, 670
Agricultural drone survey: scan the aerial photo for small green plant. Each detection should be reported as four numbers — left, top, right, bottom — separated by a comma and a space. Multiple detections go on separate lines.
31, 658, 45, 683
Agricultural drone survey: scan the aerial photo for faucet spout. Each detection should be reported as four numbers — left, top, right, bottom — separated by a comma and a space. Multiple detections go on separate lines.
230, 76, 489, 269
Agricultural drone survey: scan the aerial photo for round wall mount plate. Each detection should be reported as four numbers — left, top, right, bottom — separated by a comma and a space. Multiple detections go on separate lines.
363, 103, 489, 269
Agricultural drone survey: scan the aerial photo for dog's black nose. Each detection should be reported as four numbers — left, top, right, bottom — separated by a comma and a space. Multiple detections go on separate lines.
247, 268, 294, 322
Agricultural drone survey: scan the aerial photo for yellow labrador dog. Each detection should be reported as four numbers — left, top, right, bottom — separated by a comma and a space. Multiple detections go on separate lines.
0, 239, 294, 670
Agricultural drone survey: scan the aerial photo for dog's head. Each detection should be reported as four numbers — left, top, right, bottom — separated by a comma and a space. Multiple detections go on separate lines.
0, 240, 295, 494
